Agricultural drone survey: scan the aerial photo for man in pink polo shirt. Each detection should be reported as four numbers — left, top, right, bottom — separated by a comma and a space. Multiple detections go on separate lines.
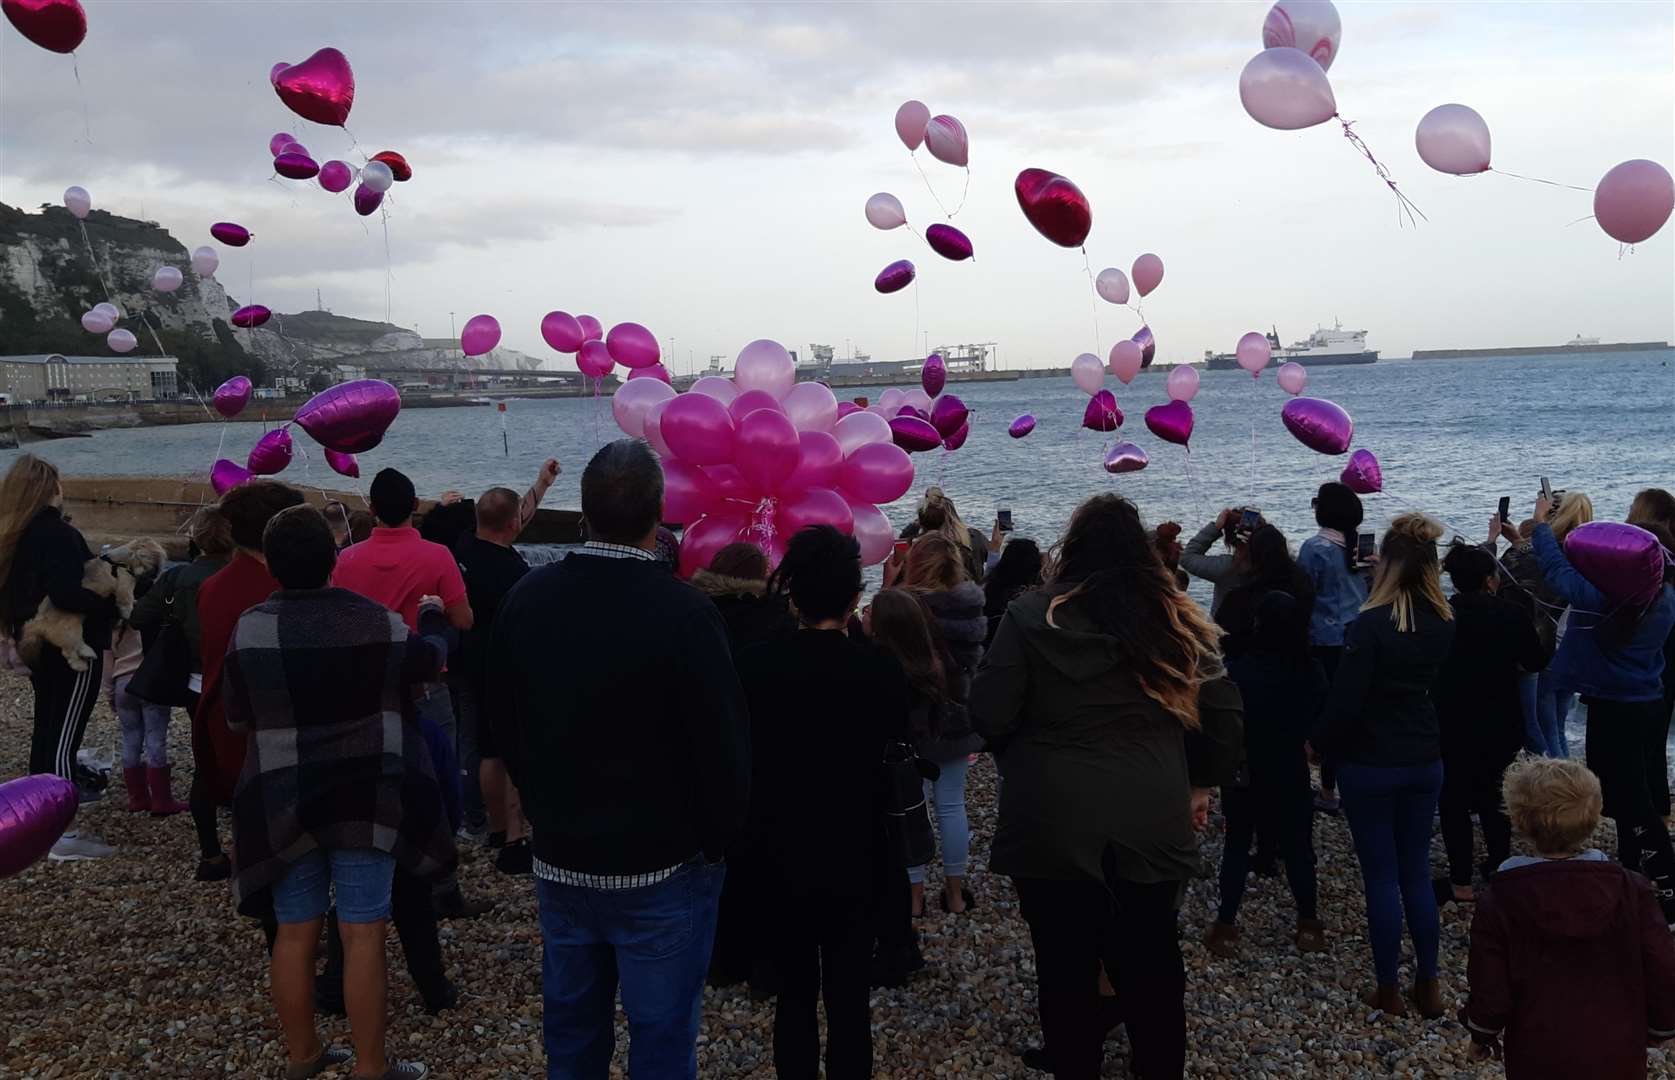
335, 469, 472, 633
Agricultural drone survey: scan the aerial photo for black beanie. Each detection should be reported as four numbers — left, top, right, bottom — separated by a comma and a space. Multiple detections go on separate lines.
369, 468, 417, 527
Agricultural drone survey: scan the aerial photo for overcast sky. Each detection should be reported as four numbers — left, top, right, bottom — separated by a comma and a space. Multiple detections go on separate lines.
2, 1, 1671, 371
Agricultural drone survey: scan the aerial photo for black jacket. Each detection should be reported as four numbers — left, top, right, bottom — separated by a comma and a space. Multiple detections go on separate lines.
489, 552, 749, 875
689, 570, 795, 654
1323, 603, 1456, 767
3, 506, 116, 652
918, 582, 987, 761
1434, 591, 1547, 764
130, 554, 229, 672
1224, 652, 1328, 790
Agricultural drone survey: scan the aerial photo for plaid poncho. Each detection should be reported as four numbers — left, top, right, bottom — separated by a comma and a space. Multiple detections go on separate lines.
225, 586, 458, 915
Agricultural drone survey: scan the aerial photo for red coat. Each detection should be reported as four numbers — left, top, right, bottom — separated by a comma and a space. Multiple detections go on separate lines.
1465, 858, 1675, 1079
192, 552, 279, 804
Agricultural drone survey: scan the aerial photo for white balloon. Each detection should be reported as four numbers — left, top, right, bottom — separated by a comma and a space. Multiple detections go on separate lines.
1239, 47, 1337, 131
1095, 268, 1130, 305
93, 302, 120, 319
1071, 352, 1105, 395
864, 192, 906, 231
359, 160, 395, 194
190, 245, 219, 278
63, 186, 91, 219
81, 310, 114, 334
152, 266, 183, 293
1415, 103, 1492, 175
106, 328, 138, 353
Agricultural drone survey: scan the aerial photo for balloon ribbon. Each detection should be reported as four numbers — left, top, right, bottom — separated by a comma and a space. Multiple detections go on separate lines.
1336, 116, 1425, 228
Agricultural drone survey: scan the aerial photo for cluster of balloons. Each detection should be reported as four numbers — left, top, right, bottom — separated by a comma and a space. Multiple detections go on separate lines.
537, 311, 665, 383
1067, 346, 1158, 471
867, 100, 975, 292
267, 129, 411, 217
210, 378, 402, 494
60, 187, 137, 354
611, 339, 915, 575
2, 0, 85, 54
1239, 1, 1343, 132
860, 354, 971, 455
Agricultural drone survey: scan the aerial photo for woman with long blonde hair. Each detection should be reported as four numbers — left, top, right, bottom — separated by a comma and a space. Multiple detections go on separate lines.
1531, 490, 1595, 756
0, 454, 119, 861
1323, 513, 1456, 1019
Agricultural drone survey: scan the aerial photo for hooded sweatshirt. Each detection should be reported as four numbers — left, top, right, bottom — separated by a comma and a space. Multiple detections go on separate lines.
971, 586, 1243, 887
689, 570, 795, 654
916, 581, 987, 762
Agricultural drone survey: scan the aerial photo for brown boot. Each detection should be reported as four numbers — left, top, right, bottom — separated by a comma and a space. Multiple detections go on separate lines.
1295, 918, 1327, 953
1410, 977, 1446, 1019
1204, 920, 1240, 958
1362, 984, 1406, 1016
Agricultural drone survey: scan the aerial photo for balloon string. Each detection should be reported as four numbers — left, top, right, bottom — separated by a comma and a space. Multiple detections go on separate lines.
1250, 417, 1258, 504
1336, 116, 1426, 228
913, 276, 921, 361
71, 53, 92, 143
1489, 168, 1592, 194
949, 167, 970, 218
1080, 246, 1101, 356
909, 150, 957, 220
77, 220, 113, 301
381, 207, 393, 324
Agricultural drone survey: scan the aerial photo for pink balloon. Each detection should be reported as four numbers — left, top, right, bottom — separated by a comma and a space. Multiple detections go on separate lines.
1133, 325, 1156, 368
878, 388, 906, 412
661, 392, 736, 466
210, 458, 253, 496
1166, 366, 1200, 402
210, 222, 251, 246
1262, 0, 1342, 71
782, 381, 838, 433
849, 498, 895, 566
1340, 448, 1382, 494
80, 309, 113, 334
1415, 104, 1491, 175
735, 409, 800, 492
353, 183, 383, 216
324, 448, 359, 479
271, 47, 356, 126
1132, 253, 1164, 298
231, 304, 271, 329
460, 314, 501, 357
778, 487, 855, 536
642, 397, 674, 457
835, 401, 862, 421
246, 427, 293, 476
1277, 361, 1308, 395
1145, 401, 1194, 447
840, 441, 915, 505
896, 405, 929, 422
1082, 390, 1122, 433
925, 224, 974, 261
106, 328, 138, 354
704, 464, 759, 504
577, 314, 604, 342
277, 141, 309, 158
875, 259, 916, 294
1236, 331, 1272, 378
1239, 47, 1337, 130
677, 510, 751, 579
606, 322, 660, 369
318, 159, 353, 193
577, 339, 614, 379
1103, 442, 1149, 474
729, 388, 784, 423
734, 339, 795, 400
610, 376, 675, 439
924, 115, 968, 167
834, 409, 892, 456
1096, 268, 1130, 305
865, 192, 907, 230
1594, 159, 1674, 245
895, 100, 930, 151
1071, 352, 1104, 395
269, 131, 298, 157
293, 379, 402, 454
628, 364, 671, 385
1008, 414, 1036, 439
0, 775, 78, 880
942, 420, 970, 452
783, 431, 844, 493
541, 311, 585, 353
274, 152, 320, 180
920, 354, 946, 397
890, 415, 943, 453
901, 388, 933, 414
689, 375, 739, 406
1014, 168, 1092, 248
1564, 522, 1671, 609
1108, 340, 1143, 385
1281, 397, 1354, 455
929, 394, 968, 439
212, 375, 252, 419
662, 459, 718, 525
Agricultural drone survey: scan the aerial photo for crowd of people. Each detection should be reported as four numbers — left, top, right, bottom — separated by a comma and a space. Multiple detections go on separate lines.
2, 443, 1674, 1080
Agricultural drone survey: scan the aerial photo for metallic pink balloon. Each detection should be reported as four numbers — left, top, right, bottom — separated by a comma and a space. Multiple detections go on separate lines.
784, 430, 844, 493
729, 389, 784, 424
577, 339, 613, 379
1014, 168, 1091, 248
1281, 396, 1353, 455
895, 100, 930, 151
1340, 448, 1382, 494
292, 379, 402, 454
270, 47, 355, 126
210, 222, 251, 246
1594, 159, 1674, 245
353, 183, 383, 216
920, 353, 946, 397
4, 0, 87, 54
273, 152, 320, 180
541, 310, 584, 353
1240, 47, 1337, 131
835, 401, 862, 421
1008, 414, 1036, 439
875, 259, 916, 294
212, 375, 252, 418
1109, 340, 1143, 385
247, 427, 294, 476
1262, 0, 1342, 72
1277, 361, 1308, 395
1564, 522, 1671, 609
889, 414, 942, 453
661, 459, 717, 525
577, 314, 604, 342
735, 408, 801, 492
941, 420, 970, 452
1133, 325, 1156, 367
925, 223, 974, 261
628, 363, 672, 385
460, 314, 501, 357
1236, 331, 1272, 377
277, 141, 309, 158
1145, 400, 1194, 447
929, 394, 969, 439
605, 322, 660, 369
1132, 253, 1164, 298
924, 115, 968, 167
895, 404, 930, 422
1082, 390, 1123, 433
840, 441, 915, 505
0, 774, 78, 879
850, 497, 895, 566
1415, 104, 1491, 175
778, 487, 854, 536
661, 392, 737, 466
269, 131, 298, 157
318, 159, 353, 192
210, 458, 252, 496
690, 375, 739, 407
782, 382, 838, 434
1103, 442, 1149, 474
230, 304, 270, 329
324, 448, 359, 479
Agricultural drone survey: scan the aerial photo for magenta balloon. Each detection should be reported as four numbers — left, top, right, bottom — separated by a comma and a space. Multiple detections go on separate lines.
661, 392, 737, 466
1166, 366, 1200, 402
353, 183, 383, 216
212, 375, 253, 418
292, 379, 402, 454
783, 430, 844, 493
1240, 47, 1338, 131
689, 375, 739, 406
1262, 0, 1342, 71
1103, 442, 1150, 474
231, 304, 271, 329
460, 314, 501, 357
1133, 325, 1156, 367
850, 498, 895, 566
1008, 414, 1036, 439
729, 388, 784, 424
1132, 253, 1164, 298
942, 420, 970, 452
1415, 103, 1492, 176
1109, 340, 1143, 385
576, 314, 604, 342
1236, 331, 1272, 377
782, 381, 839, 433
662, 459, 719, 525
246, 427, 294, 475
677, 510, 752, 579
269, 131, 298, 157
925, 224, 974, 261
273, 152, 320, 180
1594, 159, 1674, 245
1014, 168, 1092, 248
840, 441, 915, 505
0, 774, 79, 879
735, 408, 800, 492
890, 415, 943, 453
778, 487, 855, 537
606, 321, 661, 369
541, 310, 585, 353
704, 464, 759, 505
577, 339, 614, 379
924, 115, 968, 167
277, 141, 309, 158
210, 458, 253, 496
642, 398, 674, 456
1340, 447, 1382, 494
1280, 396, 1354, 455
324, 448, 360, 479
270, 46, 356, 127
1082, 390, 1123, 433
610, 376, 675, 439
1145, 400, 1194, 447
835, 401, 862, 421
734, 339, 795, 400
874, 259, 916, 294
1277, 361, 1308, 395
1564, 522, 1670, 609
318, 159, 354, 193
210, 222, 251, 247
628, 363, 672, 385
929, 394, 969, 439
896, 405, 930, 422
895, 100, 930, 151
920, 354, 946, 398
834, 409, 892, 456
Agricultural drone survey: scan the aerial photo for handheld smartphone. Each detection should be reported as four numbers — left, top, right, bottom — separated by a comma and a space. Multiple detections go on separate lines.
1497, 496, 1511, 525
1539, 476, 1552, 502
1356, 530, 1376, 563
892, 539, 910, 560
996, 508, 1014, 532
1240, 508, 1261, 531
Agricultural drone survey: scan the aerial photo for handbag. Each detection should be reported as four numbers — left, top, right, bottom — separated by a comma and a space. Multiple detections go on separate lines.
880, 740, 937, 870
127, 590, 196, 707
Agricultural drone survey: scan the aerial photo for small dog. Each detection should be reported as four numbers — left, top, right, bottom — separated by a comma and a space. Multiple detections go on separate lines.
19, 539, 165, 672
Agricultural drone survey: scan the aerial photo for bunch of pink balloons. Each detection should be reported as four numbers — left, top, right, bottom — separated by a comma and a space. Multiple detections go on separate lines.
894, 100, 968, 168
539, 311, 659, 382
855, 354, 970, 454
612, 339, 915, 575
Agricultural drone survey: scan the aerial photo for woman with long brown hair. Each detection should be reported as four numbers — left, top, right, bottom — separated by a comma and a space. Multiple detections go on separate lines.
0, 454, 119, 861
972, 493, 1242, 1080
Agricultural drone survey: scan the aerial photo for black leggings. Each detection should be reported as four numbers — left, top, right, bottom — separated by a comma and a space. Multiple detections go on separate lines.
772, 892, 874, 1080
1586, 696, 1675, 921
1218, 781, 1317, 923
1313, 646, 1344, 792
28, 650, 102, 781
1439, 749, 1514, 887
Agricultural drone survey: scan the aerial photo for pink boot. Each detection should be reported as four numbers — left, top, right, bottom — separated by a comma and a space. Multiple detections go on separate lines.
146, 766, 190, 816
123, 766, 150, 812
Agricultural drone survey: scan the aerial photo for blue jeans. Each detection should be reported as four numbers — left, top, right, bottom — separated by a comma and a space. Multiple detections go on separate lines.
1535, 669, 1573, 758
1338, 760, 1443, 987
537, 858, 725, 1080
908, 755, 971, 885
1516, 672, 1543, 755
271, 847, 396, 925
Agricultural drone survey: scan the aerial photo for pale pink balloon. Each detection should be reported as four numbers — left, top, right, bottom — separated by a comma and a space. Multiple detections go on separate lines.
1262, 0, 1342, 72
782, 381, 839, 433
1594, 159, 1674, 245
1239, 47, 1337, 131
80, 309, 113, 334
1132, 253, 1164, 298
849, 498, 895, 566
577, 339, 614, 379
729, 389, 784, 424
1071, 352, 1104, 395
901, 388, 933, 415
190, 246, 219, 278
924, 115, 969, 167
1108, 340, 1143, 385
106, 328, 137, 353
1095, 268, 1129, 305
628, 364, 671, 384
865, 192, 907, 231
833, 409, 892, 457
734, 339, 795, 399
642, 397, 674, 456
1166, 366, 1200, 402
1415, 104, 1491, 175
877, 387, 906, 414
151, 266, 183, 293
1236, 331, 1272, 378
895, 100, 930, 151
611, 376, 675, 439
1277, 361, 1308, 395
839, 441, 915, 505
689, 375, 739, 406
460, 314, 500, 357
661, 392, 736, 466
62, 185, 90, 219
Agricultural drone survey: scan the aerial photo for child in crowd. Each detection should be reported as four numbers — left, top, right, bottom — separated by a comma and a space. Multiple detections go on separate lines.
1462, 756, 1675, 1077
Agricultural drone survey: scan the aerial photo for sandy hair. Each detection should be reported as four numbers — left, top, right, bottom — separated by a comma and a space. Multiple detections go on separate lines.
1502, 755, 1603, 856
1363, 512, 1453, 632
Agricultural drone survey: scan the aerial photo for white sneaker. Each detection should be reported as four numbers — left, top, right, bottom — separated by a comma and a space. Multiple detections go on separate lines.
49, 832, 115, 861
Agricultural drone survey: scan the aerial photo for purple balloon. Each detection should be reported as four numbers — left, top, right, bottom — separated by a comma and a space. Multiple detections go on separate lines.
212, 375, 252, 419
1103, 441, 1149, 474
0, 774, 78, 879
835, 401, 863, 421
324, 448, 360, 479
942, 420, 970, 452
460, 314, 501, 357
929, 394, 969, 439
274, 152, 320, 180
890, 414, 943, 453
269, 131, 298, 157
246, 427, 294, 476
840, 441, 915, 505
1340, 448, 1383, 494
1082, 389, 1123, 433
1133, 325, 1156, 367
1564, 522, 1672, 609
541, 310, 585, 353
662, 392, 737, 466
606, 322, 661, 369
210, 458, 252, 496
875, 259, 916, 294
1145, 400, 1194, 447
293, 379, 403, 454
210, 222, 251, 246
1281, 397, 1354, 455
895, 404, 930, 422
577, 314, 604, 342
318, 160, 354, 193
353, 183, 383, 216
921, 354, 946, 397
925, 224, 974, 262
230, 304, 271, 329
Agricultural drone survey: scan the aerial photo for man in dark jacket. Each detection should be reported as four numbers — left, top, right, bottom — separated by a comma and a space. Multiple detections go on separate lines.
491, 439, 749, 1080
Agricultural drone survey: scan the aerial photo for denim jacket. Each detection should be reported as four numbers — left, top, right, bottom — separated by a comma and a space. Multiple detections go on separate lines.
1531, 524, 1674, 703
1298, 531, 1367, 647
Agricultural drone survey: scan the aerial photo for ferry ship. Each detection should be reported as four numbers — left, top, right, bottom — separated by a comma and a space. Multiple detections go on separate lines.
1204, 322, 1378, 369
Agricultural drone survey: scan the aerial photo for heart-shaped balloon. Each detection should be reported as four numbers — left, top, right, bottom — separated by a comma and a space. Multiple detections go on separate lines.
273, 152, 320, 181
1133, 325, 1156, 367
890, 414, 943, 453
875, 259, 915, 294
212, 375, 252, 419
210, 222, 251, 247
942, 420, 970, 452
1564, 522, 1671, 610
370, 150, 411, 182
2, 0, 87, 54
247, 427, 294, 476
1281, 397, 1353, 455
1009, 414, 1036, 439
231, 304, 271, 329
293, 379, 402, 454
210, 458, 252, 496
1145, 400, 1194, 447
0, 774, 79, 879
925, 223, 974, 261
270, 47, 356, 126
1103, 442, 1149, 474
1340, 448, 1382, 494
1082, 390, 1123, 433
1015, 168, 1092, 248
324, 449, 360, 479
921, 354, 946, 398
929, 394, 969, 439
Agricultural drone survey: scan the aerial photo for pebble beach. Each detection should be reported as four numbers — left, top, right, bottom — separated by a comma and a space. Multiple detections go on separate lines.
1, 669, 1666, 1079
